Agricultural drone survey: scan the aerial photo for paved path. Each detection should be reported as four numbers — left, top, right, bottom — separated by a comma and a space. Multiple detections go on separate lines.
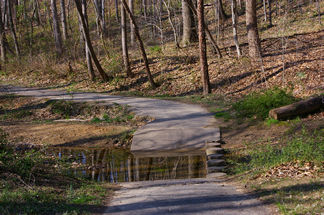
104, 178, 271, 215
1, 85, 219, 152
1, 85, 272, 215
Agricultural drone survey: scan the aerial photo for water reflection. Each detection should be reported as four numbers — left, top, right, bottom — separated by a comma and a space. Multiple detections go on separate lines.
47, 148, 207, 183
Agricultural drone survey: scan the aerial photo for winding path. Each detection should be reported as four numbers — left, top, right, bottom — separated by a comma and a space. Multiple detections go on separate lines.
1, 85, 219, 152
1, 85, 272, 215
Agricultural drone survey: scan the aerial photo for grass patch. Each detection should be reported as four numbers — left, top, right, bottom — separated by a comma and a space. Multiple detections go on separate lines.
226, 129, 324, 175
233, 88, 298, 120
213, 109, 232, 121
226, 127, 324, 214
265, 118, 280, 126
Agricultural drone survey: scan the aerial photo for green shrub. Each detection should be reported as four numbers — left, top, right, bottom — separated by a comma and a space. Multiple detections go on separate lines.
233, 88, 298, 119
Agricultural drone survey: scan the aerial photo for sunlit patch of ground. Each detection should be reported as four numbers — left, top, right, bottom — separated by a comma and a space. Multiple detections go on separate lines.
2, 122, 131, 148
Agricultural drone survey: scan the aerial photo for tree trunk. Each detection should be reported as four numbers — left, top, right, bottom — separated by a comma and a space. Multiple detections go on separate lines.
162, 0, 180, 48
101, 0, 107, 36
197, 0, 211, 95
33, 0, 41, 25
80, 0, 95, 81
75, 0, 110, 81
269, 96, 324, 120
181, 0, 197, 46
216, 0, 228, 21
263, 0, 267, 22
184, 0, 222, 57
60, 0, 68, 40
121, 0, 156, 88
121, 2, 132, 77
94, 0, 102, 36
143, 0, 147, 21
115, 0, 119, 22
0, 0, 6, 63
51, 0, 63, 55
268, 0, 273, 27
316, 0, 321, 25
246, 0, 261, 59
231, 0, 241, 57
7, 0, 20, 57
128, 0, 135, 46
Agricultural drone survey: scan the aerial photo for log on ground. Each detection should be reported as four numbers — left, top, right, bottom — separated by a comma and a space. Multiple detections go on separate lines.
269, 95, 324, 120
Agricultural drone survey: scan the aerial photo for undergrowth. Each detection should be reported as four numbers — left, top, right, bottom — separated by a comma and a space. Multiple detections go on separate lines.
226, 129, 324, 175
0, 129, 110, 215
232, 88, 298, 119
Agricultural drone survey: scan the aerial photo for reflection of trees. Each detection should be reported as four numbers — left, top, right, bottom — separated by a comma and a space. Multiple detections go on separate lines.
51, 148, 207, 182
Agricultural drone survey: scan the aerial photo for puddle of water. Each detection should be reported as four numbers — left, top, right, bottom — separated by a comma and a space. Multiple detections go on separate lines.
46, 147, 207, 183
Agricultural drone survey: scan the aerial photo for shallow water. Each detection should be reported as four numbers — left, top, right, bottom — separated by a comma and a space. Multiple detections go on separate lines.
46, 147, 207, 183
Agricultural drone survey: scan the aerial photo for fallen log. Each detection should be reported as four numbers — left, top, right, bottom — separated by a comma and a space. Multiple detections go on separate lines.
269, 95, 324, 120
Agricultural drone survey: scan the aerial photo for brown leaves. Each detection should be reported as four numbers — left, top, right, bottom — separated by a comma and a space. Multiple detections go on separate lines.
263, 161, 322, 179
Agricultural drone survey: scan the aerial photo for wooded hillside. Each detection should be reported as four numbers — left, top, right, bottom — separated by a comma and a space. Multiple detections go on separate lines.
0, 0, 322, 98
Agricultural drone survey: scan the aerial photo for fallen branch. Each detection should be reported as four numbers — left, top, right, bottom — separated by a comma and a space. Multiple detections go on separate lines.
269, 95, 324, 120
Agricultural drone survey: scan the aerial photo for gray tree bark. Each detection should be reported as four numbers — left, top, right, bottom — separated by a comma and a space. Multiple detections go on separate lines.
80, 0, 95, 81
181, 0, 197, 46
268, 0, 273, 27
115, 0, 119, 21
75, 0, 110, 81
121, 2, 132, 77
60, 0, 68, 40
7, 0, 20, 57
162, 0, 180, 48
121, 0, 156, 88
51, 0, 63, 55
246, 0, 261, 59
184, 0, 222, 57
0, 0, 6, 63
128, 0, 135, 46
197, 0, 211, 95
101, 0, 107, 36
231, 0, 241, 57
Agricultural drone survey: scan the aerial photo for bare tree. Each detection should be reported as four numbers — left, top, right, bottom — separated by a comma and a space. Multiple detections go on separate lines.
162, 0, 180, 48
231, 0, 241, 57
7, 0, 20, 57
51, 0, 63, 55
316, 0, 321, 25
128, 0, 135, 46
216, 0, 228, 21
181, 0, 197, 46
268, 0, 273, 27
75, 0, 110, 81
0, 0, 6, 63
121, 1, 133, 77
94, 0, 107, 37
101, 0, 107, 36
246, 0, 261, 59
60, 0, 68, 40
184, 0, 222, 57
79, 0, 95, 81
121, 0, 156, 88
115, 0, 119, 21
197, 0, 211, 94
